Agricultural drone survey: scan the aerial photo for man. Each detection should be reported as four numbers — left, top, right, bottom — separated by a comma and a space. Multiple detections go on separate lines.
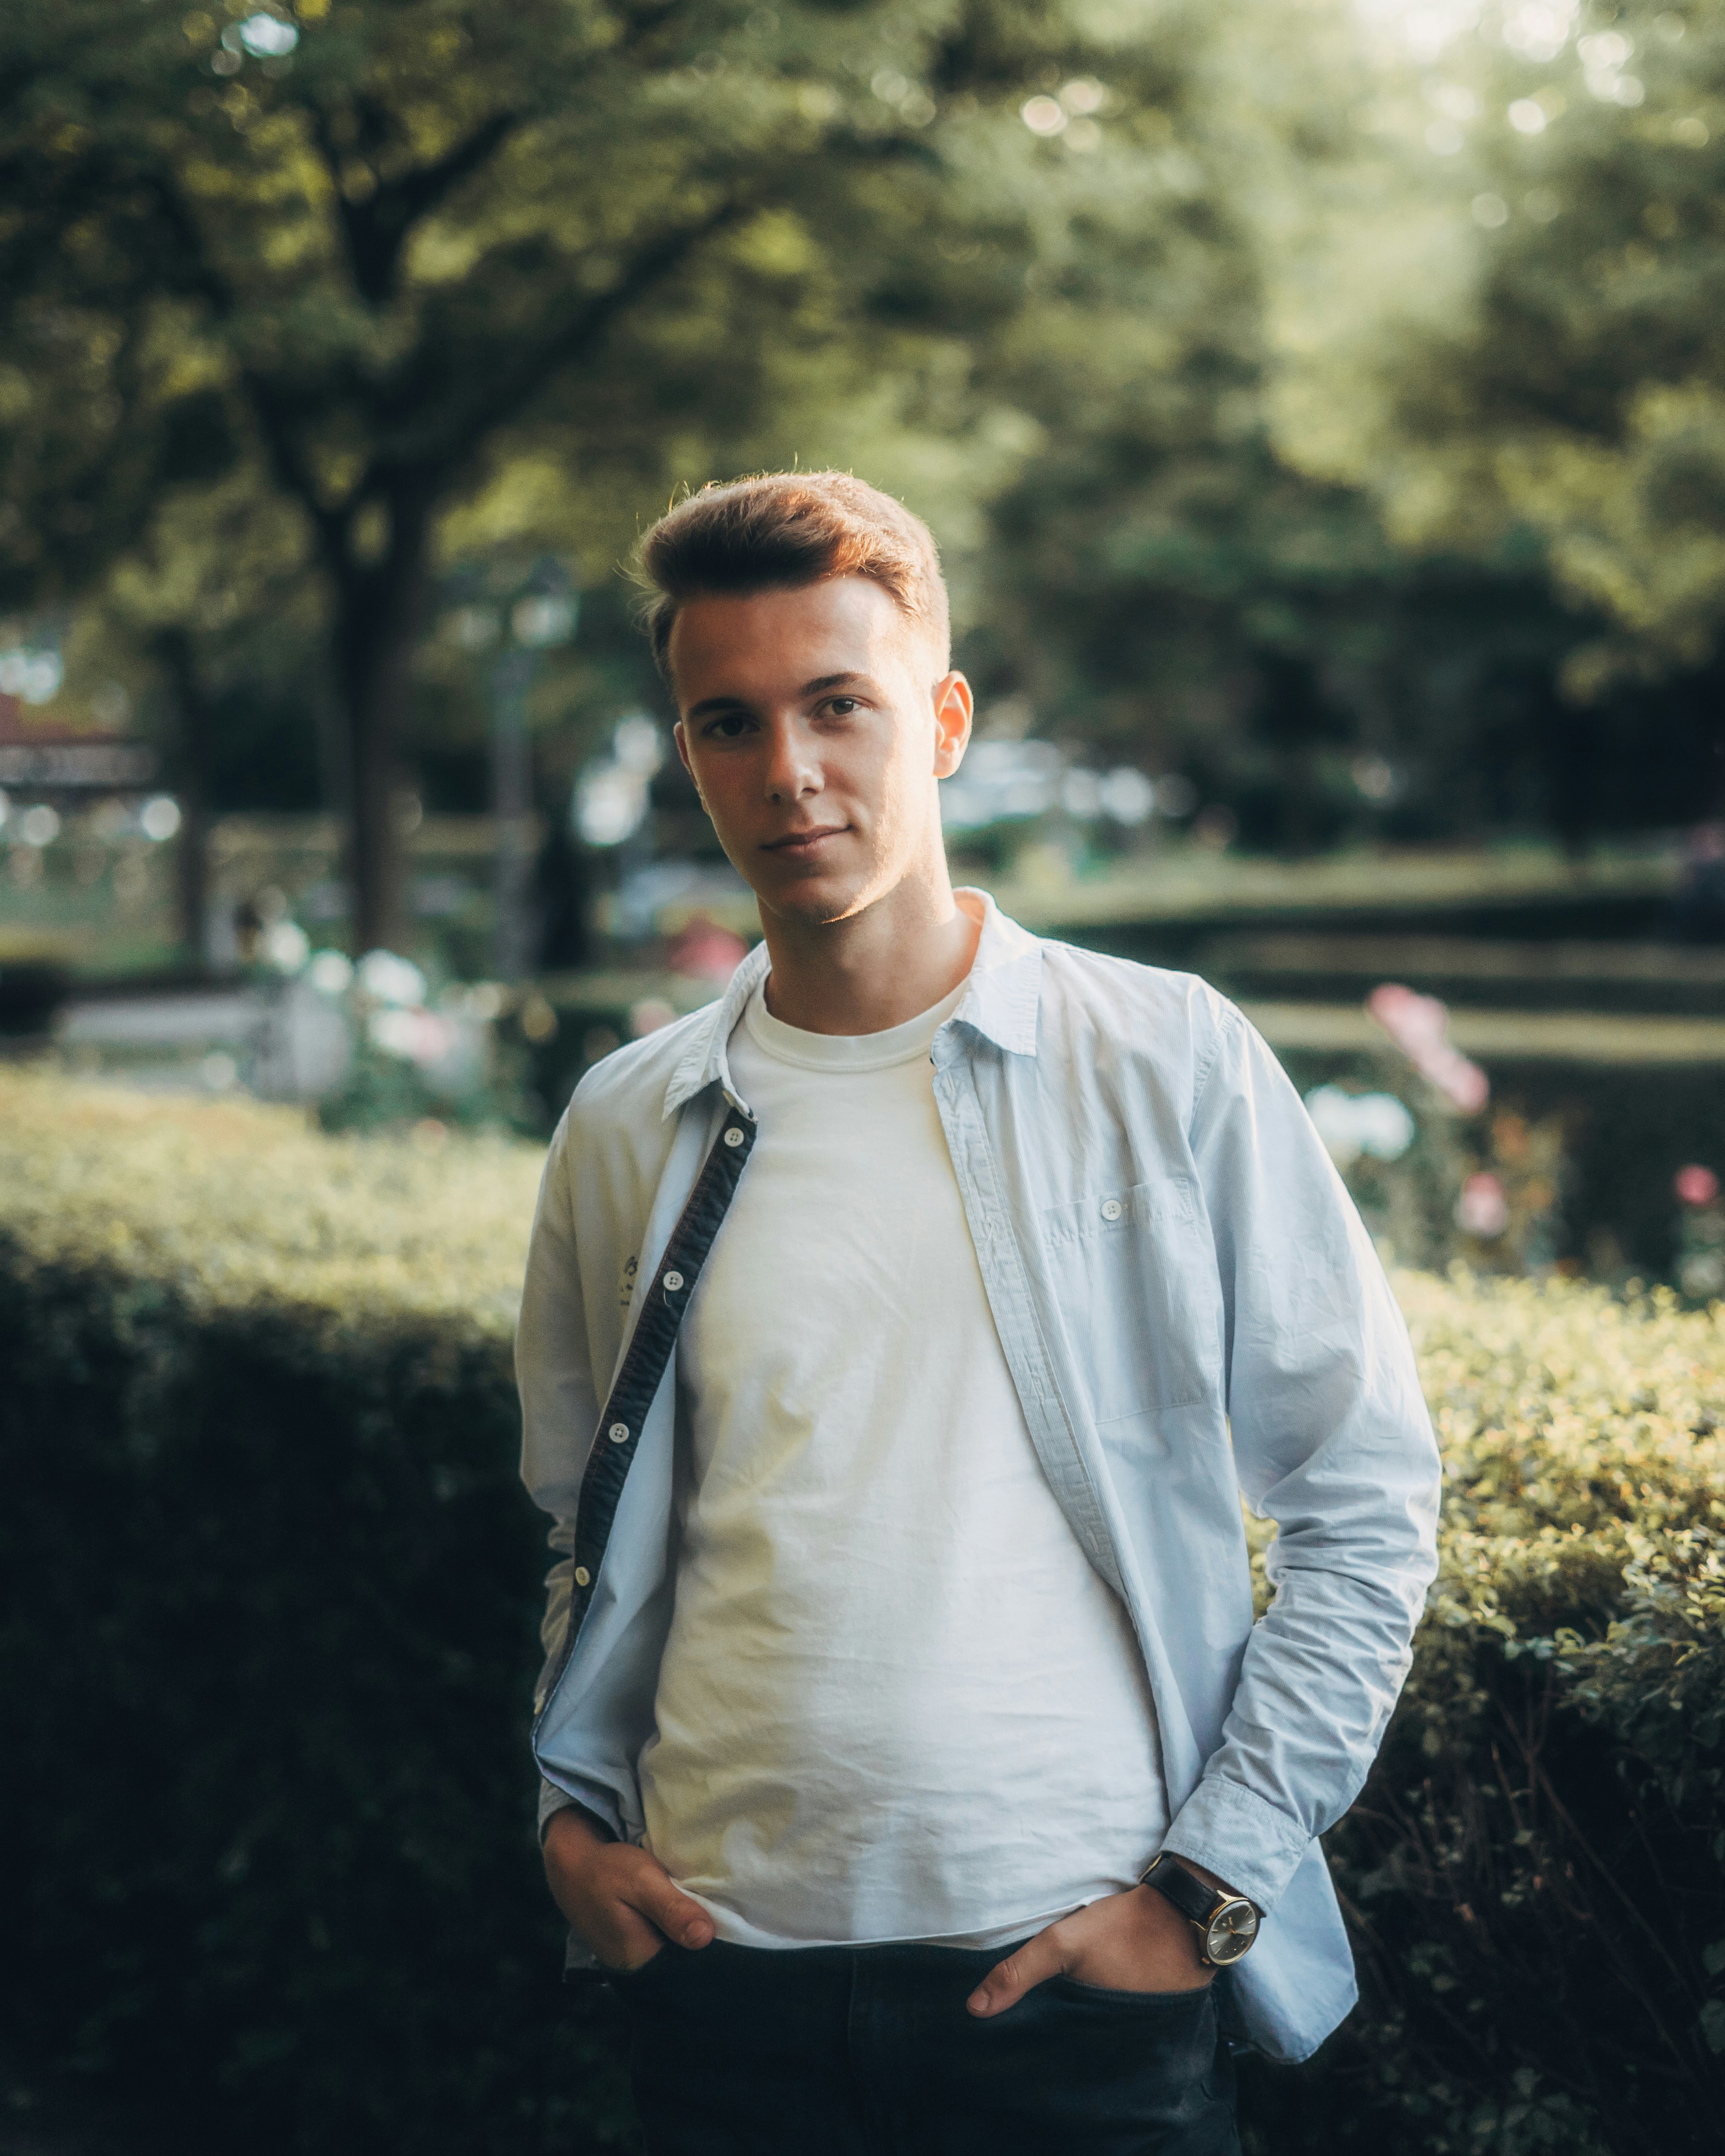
517, 472, 1440, 2154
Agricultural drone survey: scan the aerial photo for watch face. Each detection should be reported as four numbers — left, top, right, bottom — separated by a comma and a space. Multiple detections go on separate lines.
1204, 1899, 1259, 1966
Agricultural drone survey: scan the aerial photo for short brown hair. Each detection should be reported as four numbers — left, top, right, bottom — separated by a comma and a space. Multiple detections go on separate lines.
636, 471, 950, 683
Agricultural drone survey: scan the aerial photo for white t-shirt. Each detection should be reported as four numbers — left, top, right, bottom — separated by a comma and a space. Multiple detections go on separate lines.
637, 972, 1168, 1949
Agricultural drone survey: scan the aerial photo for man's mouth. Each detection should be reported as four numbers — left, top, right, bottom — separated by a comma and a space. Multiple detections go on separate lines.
762, 825, 848, 856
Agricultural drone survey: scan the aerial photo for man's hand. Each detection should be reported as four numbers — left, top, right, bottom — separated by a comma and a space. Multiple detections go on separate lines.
966, 1859, 1234, 2017
542, 1805, 715, 1973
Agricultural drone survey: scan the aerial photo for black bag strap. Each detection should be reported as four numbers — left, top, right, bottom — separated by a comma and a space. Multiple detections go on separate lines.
535, 1104, 756, 1720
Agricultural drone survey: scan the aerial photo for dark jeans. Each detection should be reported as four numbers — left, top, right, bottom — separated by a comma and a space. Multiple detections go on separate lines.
610, 1936, 1241, 2155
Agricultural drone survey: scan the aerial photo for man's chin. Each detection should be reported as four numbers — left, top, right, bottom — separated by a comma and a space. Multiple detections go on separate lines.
751, 871, 873, 929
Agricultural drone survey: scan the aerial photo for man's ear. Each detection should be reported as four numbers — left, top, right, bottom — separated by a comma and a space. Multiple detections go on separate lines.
932, 673, 974, 779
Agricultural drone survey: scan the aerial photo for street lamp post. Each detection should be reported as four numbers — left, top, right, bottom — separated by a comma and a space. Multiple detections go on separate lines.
490, 637, 537, 983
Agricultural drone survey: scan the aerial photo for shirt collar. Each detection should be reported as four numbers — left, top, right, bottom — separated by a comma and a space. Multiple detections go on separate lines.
661, 887, 1042, 1121
946, 887, 1043, 1058
663, 935, 772, 1120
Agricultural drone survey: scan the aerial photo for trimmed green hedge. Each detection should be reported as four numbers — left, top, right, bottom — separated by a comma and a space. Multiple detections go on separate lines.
1249, 1277, 1725, 2155
1, 1072, 1721, 2155
0, 1076, 629, 2153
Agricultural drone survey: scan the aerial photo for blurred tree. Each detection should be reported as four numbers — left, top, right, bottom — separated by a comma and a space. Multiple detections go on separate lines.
0, 0, 1104, 948
103, 476, 314, 960
1272, 0, 1725, 730
948, 2, 1468, 847
960, 0, 1696, 855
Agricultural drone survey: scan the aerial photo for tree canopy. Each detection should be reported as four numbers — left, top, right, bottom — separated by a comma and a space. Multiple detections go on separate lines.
1267, 0, 1725, 696
2, 0, 1114, 942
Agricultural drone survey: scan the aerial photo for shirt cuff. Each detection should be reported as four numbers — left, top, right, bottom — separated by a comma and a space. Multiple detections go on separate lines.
537, 1776, 628, 1849
537, 1778, 580, 1841
1160, 1774, 1311, 1915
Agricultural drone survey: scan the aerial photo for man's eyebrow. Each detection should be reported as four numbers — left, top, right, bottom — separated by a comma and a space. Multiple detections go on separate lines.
684, 672, 874, 720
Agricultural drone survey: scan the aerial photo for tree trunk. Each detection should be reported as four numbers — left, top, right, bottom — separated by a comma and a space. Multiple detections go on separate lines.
155, 626, 212, 971
329, 495, 431, 955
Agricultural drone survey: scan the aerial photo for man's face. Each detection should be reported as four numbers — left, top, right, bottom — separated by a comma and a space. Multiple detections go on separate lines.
670, 576, 971, 927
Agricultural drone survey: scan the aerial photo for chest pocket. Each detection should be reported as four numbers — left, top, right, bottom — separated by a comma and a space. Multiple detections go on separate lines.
1037, 1177, 1219, 1423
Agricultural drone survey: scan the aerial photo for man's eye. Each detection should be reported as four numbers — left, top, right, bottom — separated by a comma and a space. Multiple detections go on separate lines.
705, 714, 752, 738
823, 697, 859, 716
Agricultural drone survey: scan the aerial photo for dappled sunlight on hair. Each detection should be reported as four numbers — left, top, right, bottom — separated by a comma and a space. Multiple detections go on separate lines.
637, 470, 950, 681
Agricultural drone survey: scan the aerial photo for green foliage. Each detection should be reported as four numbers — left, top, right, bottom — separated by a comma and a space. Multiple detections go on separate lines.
0, 1066, 542, 1327
1272, 1, 1725, 701
3, 1084, 1724, 2153
0, 0, 1111, 943
0, 1072, 622, 2154
7, 0, 1723, 886
1548, 1526, 1725, 1833
969, 0, 1725, 835
1249, 1274, 1725, 2156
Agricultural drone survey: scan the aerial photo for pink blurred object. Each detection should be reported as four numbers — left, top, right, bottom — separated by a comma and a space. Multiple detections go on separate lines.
668, 915, 749, 985
1675, 1163, 1720, 1207
1367, 983, 1489, 1113
628, 997, 678, 1038
1455, 1172, 1510, 1239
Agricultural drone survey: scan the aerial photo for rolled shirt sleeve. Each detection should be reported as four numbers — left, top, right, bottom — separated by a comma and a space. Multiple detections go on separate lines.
1159, 1004, 1441, 1913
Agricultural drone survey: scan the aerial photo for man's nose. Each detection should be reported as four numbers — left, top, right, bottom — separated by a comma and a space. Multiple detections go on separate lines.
763, 718, 820, 803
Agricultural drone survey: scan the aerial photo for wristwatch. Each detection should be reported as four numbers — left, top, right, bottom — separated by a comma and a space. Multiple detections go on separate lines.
1140, 1853, 1260, 1967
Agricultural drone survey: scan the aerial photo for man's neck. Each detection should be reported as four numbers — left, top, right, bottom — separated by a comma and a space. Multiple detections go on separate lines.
758, 873, 982, 1037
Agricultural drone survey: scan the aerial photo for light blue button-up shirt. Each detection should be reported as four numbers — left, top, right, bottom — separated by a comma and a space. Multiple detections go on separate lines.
518, 893, 1441, 2064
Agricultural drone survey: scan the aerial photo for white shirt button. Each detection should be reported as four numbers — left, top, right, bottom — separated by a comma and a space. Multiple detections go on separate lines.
723, 1126, 745, 1148
608, 1421, 629, 1443
1101, 1197, 1124, 1222
573, 1566, 591, 1588
663, 1270, 685, 1292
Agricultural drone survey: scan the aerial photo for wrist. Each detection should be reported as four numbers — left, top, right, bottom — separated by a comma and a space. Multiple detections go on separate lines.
1166, 1852, 1251, 1909
1140, 1851, 1262, 1967
543, 1801, 615, 1858
1131, 1882, 1211, 1968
